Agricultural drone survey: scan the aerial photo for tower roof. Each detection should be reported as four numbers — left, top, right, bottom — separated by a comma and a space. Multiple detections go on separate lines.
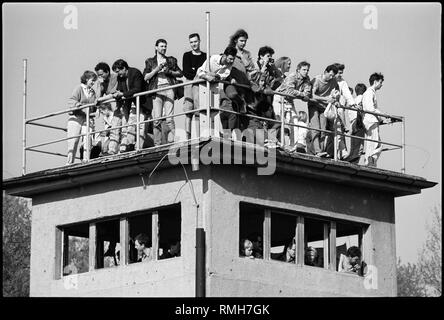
2, 137, 437, 198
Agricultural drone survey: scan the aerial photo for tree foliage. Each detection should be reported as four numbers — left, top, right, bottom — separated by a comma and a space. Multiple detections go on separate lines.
2, 193, 32, 297
397, 258, 426, 296
397, 205, 442, 297
418, 206, 441, 296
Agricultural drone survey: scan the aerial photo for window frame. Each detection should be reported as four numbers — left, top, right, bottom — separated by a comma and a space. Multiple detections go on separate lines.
55, 204, 181, 279
239, 202, 369, 274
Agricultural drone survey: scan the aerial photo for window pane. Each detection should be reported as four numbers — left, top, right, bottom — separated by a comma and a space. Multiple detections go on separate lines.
336, 222, 365, 274
159, 205, 181, 260
96, 219, 120, 269
270, 212, 296, 263
239, 203, 264, 259
129, 213, 152, 263
304, 218, 326, 268
63, 223, 89, 276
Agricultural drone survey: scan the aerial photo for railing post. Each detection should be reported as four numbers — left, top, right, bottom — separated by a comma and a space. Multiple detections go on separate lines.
280, 97, 285, 146
333, 115, 338, 161
22, 59, 27, 175
206, 11, 211, 138
136, 96, 140, 151
401, 116, 405, 173
85, 107, 90, 162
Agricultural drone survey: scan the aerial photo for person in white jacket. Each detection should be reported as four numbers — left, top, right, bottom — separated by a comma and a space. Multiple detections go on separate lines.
334, 63, 356, 160
362, 72, 388, 167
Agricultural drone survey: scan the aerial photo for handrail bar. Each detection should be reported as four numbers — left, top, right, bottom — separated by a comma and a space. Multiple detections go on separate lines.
211, 106, 402, 149
25, 79, 206, 124
28, 122, 67, 132
24, 107, 209, 150
23, 76, 404, 172
218, 80, 402, 122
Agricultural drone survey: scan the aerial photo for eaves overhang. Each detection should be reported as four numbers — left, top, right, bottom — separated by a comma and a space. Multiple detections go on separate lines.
2, 137, 437, 198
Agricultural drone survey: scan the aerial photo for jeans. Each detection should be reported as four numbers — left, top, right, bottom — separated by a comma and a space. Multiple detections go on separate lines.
152, 88, 175, 146
66, 114, 94, 164
120, 109, 146, 152
348, 118, 365, 162
308, 105, 327, 154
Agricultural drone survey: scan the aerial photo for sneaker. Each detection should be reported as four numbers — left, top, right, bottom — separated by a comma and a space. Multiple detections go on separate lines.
316, 151, 328, 158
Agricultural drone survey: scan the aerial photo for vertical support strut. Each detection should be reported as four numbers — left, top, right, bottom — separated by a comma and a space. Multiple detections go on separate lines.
22, 59, 28, 175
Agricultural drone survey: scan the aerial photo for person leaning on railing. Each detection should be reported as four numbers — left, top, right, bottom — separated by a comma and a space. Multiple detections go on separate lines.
195, 46, 237, 136
94, 62, 121, 156
246, 46, 283, 146
307, 64, 340, 158
347, 83, 367, 164
274, 61, 311, 145
66, 70, 99, 165
112, 59, 147, 152
362, 72, 388, 167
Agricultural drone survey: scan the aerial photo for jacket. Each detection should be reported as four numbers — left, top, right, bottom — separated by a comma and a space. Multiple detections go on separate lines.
143, 55, 183, 91
116, 67, 146, 111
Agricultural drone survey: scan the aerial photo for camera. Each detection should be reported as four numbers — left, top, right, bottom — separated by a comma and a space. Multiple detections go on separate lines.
269, 58, 274, 64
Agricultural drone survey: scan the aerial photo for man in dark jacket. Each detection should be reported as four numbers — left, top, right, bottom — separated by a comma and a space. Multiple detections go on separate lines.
112, 59, 146, 152
143, 39, 183, 146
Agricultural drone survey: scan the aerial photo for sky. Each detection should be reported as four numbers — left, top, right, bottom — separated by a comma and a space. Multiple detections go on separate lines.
2, 2, 441, 263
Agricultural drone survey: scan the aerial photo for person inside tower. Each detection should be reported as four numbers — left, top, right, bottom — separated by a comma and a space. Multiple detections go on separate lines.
134, 233, 152, 262
278, 237, 296, 263
338, 246, 368, 276
247, 232, 263, 259
304, 246, 320, 267
104, 240, 120, 267
239, 239, 255, 259
160, 239, 181, 259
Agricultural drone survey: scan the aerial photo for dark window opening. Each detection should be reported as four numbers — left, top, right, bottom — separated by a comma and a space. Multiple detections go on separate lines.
270, 212, 297, 263
129, 213, 152, 263
96, 219, 120, 269
239, 203, 264, 259
62, 223, 89, 276
159, 206, 181, 260
336, 221, 365, 275
304, 218, 327, 268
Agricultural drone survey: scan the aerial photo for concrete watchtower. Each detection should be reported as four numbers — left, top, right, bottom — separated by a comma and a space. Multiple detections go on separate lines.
3, 137, 436, 297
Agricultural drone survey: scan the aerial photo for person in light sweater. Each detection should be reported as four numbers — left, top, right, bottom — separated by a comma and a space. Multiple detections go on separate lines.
66, 70, 98, 165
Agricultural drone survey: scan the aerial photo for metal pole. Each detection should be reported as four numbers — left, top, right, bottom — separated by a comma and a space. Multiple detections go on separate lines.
85, 107, 90, 162
333, 116, 338, 161
196, 227, 206, 297
206, 11, 211, 138
401, 116, 405, 173
22, 59, 27, 175
136, 96, 140, 151
280, 98, 285, 146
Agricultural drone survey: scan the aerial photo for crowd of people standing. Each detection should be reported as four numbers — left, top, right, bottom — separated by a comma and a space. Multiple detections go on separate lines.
66, 28, 392, 167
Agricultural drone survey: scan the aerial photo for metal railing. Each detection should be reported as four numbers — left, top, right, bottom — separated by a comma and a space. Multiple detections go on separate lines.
20, 11, 405, 176
22, 76, 405, 175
